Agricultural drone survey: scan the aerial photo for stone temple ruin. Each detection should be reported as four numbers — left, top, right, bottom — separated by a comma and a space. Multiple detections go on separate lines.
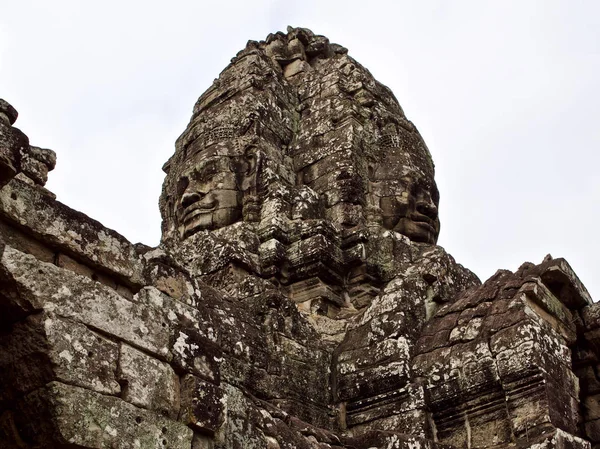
0, 26, 599, 449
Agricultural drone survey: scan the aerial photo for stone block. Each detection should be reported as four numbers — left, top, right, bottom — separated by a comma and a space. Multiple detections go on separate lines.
286, 277, 344, 307
0, 312, 120, 402
541, 258, 593, 308
521, 280, 577, 343
202, 263, 275, 299
491, 322, 557, 381
504, 374, 552, 441
0, 246, 171, 359
192, 433, 216, 449
0, 220, 55, 264
56, 252, 94, 278
343, 431, 448, 449
118, 343, 180, 418
259, 238, 286, 265
337, 360, 410, 402
338, 337, 410, 375
171, 327, 222, 382
583, 303, 600, 331
467, 397, 513, 447
345, 384, 425, 429
527, 429, 591, 449
284, 59, 311, 79
45, 314, 121, 395
0, 178, 144, 285
0, 98, 18, 125
348, 409, 428, 438
269, 398, 332, 431
13, 381, 193, 449
20, 148, 50, 186
179, 375, 224, 434
327, 202, 364, 228
0, 315, 54, 405
0, 121, 24, 187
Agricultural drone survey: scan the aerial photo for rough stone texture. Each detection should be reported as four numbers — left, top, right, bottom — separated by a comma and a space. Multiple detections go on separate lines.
0, 26, 598, 449
0, 99, 26, 188
0, 246, 170, 358
179, 374, 224, 434
9, 382, 193, 449
118, 343, 180, 418
412, 259, 592, 448
0, 99, 56, 191
0, 178, 144, 285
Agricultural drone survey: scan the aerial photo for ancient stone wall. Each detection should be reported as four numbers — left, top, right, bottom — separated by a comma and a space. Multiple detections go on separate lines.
0, 27, 598, 449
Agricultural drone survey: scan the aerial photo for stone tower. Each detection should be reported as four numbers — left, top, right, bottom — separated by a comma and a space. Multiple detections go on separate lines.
0, 27, 598, 449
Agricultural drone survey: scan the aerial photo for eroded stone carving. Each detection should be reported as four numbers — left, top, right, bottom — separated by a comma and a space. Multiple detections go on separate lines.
174, 144, 260, 237
0, 27, 597, 449
370, 164, 440, 244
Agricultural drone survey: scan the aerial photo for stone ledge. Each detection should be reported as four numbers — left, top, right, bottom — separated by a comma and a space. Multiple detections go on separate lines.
11, 381, 193, 449
0, 178, 144, 286
0, 245, 170, 359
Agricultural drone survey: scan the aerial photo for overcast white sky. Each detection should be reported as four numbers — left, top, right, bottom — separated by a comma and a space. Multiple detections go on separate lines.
1, 1, 599, 300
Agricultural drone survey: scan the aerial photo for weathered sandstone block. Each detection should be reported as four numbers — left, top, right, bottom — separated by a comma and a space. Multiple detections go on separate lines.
12, 382, 193, 449
118, 343, 180, 418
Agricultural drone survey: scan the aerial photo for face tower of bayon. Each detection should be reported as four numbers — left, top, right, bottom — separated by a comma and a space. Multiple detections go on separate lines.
0, 27, 599, 449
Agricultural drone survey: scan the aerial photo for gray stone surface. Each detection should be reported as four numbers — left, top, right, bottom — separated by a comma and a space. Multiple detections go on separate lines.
0, 26, 597, 449
13, 381, 193, 449
0, 246, 170, 358
118, 343, 180, 418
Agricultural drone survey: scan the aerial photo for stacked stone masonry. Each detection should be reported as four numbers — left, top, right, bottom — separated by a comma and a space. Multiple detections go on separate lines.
0, 27, 597, 449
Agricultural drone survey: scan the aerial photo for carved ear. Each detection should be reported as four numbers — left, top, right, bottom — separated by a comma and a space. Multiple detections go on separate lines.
239, 146, 263, 223
367, 163, 377, 182
244, 146, 258, 176
238, 145, 262, 193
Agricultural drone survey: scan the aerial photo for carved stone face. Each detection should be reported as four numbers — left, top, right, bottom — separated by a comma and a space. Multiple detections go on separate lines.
373, 174, 440, 244
175, 155, 243, 238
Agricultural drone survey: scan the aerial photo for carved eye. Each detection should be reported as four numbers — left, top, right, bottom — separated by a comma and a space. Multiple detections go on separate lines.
177, 177, 189, 197
196, 162, 218, 181
368, 165, 376, 180
204, 167, 218, 180
410, 182, 419, 197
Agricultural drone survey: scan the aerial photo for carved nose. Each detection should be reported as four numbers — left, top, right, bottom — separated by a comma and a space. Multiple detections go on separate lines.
417, 199, 438, 220
180, 191, 202, 209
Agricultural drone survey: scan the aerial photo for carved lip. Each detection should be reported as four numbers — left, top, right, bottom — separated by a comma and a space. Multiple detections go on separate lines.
409, 214, 436, 233
181, 202, 216, 224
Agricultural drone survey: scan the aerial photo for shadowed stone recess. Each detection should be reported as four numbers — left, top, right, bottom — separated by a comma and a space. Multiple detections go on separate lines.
0, 27, 597, 449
